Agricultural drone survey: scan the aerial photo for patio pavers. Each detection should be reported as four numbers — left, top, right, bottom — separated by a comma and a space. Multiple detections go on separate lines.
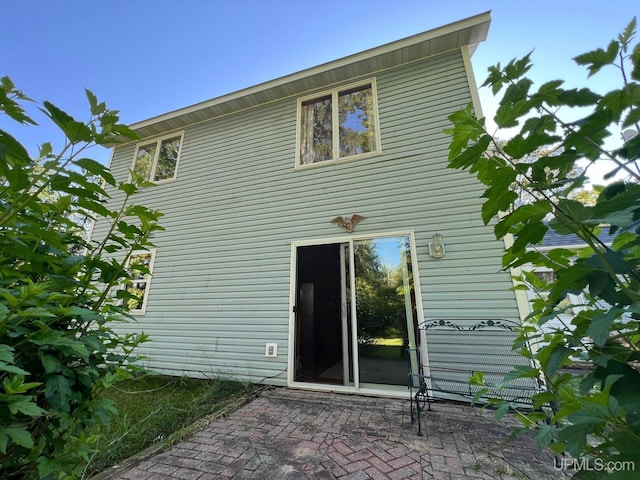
103, 387, 564, 479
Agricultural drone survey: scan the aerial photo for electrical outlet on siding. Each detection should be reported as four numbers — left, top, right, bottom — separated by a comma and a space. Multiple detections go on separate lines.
265, 343, 278, 358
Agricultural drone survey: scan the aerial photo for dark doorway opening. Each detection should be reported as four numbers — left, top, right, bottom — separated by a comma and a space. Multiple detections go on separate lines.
294, 244, 349, 384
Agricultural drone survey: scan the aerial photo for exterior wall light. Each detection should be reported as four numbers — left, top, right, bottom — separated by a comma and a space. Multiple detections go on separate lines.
429, 233, 445, 258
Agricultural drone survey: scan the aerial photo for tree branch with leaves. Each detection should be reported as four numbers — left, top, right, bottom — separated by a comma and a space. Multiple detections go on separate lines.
0, 77, 163, 479
445, 18, 640, 478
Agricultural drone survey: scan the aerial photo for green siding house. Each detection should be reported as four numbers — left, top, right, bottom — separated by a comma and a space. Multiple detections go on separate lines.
94, 12, 528, 398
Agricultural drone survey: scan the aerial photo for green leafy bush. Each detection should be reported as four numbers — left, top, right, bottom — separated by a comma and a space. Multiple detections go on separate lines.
0, 77, 163, 478
446, 19, 640, 478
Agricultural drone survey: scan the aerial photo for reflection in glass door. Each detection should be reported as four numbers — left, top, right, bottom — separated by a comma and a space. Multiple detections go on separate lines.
354, 236, 418, 386
294, 234, 419, 389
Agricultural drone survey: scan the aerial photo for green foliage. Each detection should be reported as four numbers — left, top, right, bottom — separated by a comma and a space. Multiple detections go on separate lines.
0, 77, 163, 478
84, 375, 249, 477
445, 19, 640, 477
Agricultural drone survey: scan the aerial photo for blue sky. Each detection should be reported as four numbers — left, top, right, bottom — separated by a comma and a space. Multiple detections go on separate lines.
1, 0, 638, 177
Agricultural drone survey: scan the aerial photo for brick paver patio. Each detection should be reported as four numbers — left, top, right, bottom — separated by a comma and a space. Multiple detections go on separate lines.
101, 387, 564, 479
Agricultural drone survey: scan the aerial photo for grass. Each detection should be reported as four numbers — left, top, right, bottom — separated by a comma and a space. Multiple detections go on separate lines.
371, 337, 404, 346
360, 343, 406, 360
83, 374, 251, 478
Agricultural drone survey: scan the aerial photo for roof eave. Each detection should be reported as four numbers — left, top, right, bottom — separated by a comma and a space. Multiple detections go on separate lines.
124, 11, 491, 143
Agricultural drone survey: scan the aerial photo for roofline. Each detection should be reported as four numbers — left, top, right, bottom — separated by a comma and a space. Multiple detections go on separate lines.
126, 11, 491, 141
532, 243, 614, 251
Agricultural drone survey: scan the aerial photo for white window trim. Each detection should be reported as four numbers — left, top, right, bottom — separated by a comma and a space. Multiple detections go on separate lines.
130, 131, 185, 184
295, 79, 382, 170
124, 249, 157, 315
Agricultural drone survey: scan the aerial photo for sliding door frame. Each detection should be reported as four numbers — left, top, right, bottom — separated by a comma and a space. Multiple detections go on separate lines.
287, 229, 426, 396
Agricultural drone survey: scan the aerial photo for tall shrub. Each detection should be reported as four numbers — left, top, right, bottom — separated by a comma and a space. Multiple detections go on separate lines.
445, 20, 639, 477
0, 77, 163, 478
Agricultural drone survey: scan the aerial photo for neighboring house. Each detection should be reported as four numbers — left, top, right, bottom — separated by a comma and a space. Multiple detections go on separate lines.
524, 228, 616, 333
94, 12, 529, 398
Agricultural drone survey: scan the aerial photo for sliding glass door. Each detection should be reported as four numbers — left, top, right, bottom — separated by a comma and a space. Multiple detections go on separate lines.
293, 234, 420, 389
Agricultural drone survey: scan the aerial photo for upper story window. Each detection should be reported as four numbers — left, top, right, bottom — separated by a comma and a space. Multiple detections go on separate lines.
122, 250, 156, 315
132, 132, 184, 183
296, 80, 380, 167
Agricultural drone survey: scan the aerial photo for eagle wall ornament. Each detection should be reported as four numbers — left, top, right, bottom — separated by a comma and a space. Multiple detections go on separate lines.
330, 214, 365, 233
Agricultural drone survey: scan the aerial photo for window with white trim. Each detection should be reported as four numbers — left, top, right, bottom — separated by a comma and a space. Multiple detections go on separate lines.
122, 250, 156, 314
132, 133, 183, 183
296, 80, 380, 167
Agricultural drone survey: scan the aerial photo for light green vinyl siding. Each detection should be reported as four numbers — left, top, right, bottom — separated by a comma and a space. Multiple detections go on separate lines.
94, 49, 521, 385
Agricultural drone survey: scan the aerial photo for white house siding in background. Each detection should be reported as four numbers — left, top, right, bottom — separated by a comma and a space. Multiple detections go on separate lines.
93, 12, 524, 396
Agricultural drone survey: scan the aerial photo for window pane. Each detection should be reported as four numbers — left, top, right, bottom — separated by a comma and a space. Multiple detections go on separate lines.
338, 85, 376, 158
533, 271, 556, 283
128, 253, 153, 280
126, 281, 147, 311
134, 143, 155, 180
123, 252, 154, 312
154, 137, 181, 181
532, 270, 574, 314
300, 96, 332, 164
354, 235, 416, 386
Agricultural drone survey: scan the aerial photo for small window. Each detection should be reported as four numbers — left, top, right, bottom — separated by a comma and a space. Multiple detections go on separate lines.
531, 270, 580, 314
122, 250, 156, 314
132, 133, 183, 183
533, 271, 556, 284
297, 80, 380, 167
